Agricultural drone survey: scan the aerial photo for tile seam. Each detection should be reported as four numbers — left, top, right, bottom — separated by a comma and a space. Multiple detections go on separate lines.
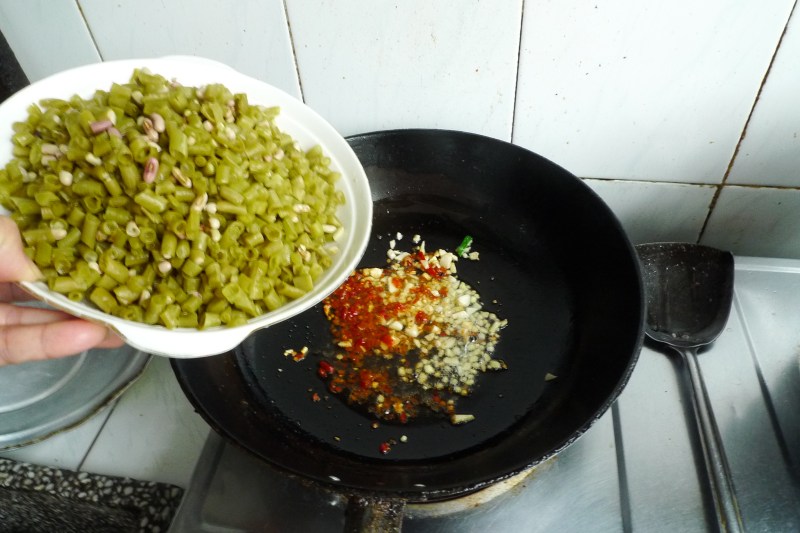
697, 0, 799, 242
74, 0, 103, 62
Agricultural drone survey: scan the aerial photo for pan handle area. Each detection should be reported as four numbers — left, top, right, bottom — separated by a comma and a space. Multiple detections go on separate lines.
343, 496, 406, 533
680, 346, 744, 533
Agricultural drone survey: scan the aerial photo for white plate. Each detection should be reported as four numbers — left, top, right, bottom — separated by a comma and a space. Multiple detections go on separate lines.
0, 56, 372, 358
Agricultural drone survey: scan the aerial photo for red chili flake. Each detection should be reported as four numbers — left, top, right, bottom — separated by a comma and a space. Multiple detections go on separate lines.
318, 360, 334, 378
379, 441, 392, 455
311, 392, 321, 402
359, 369, 374, 390
424, 266, 447, 278
414, 311, 429, 324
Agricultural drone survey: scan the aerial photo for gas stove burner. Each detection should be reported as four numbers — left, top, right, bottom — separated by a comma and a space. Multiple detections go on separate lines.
405, 460, 552, 518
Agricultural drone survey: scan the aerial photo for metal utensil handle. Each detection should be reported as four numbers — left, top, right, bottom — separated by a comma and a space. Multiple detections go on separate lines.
682, 347, 744, 533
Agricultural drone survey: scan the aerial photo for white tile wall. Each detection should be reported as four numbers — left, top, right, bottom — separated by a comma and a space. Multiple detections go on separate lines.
513, 0, 794, 184
77, 0, 301, 98
285, 0, 523, 139
0, 0, 100, 82
0, 0, 798, 258
727, 10, 800, 187
584, 179, 716, 245
701, 186, 800, 259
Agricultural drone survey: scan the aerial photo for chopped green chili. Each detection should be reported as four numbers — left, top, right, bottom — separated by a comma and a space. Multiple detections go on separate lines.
455, 235, 473, 257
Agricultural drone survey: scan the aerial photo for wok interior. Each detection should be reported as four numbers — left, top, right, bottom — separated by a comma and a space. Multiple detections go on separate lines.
172, 130, 644, 500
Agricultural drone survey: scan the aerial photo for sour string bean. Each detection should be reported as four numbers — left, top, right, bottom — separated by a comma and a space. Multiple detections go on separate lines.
0, 69, 345, 329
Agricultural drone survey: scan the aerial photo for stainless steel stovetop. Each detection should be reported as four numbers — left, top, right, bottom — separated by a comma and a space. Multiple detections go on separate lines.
169, 256, 800, 532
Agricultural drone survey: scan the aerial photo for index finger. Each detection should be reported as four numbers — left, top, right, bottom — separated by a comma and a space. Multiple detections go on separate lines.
0, 319, 123, 365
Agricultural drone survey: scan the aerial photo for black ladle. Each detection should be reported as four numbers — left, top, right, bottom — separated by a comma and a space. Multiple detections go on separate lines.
636, 243, 743, 533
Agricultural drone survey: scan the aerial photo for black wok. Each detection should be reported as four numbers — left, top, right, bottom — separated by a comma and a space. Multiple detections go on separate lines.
172, 129, 644, 523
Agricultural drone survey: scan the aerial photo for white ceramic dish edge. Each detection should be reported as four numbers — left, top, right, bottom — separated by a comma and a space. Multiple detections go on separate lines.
0, 56, 372, 358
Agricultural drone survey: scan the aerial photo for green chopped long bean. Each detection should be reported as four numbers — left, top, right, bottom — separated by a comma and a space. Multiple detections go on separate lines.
0, 68, 346, 329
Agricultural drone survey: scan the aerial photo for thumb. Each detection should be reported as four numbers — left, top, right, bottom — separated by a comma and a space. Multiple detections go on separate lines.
0, 215, 43, 282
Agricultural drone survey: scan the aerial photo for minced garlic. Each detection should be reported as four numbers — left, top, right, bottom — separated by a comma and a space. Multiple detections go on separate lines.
318, 237, 507, 424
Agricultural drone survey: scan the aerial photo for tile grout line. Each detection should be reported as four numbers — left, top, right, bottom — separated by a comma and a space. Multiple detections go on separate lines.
74, 0, 104, 62
281, 0, 305, 103
76, 400, 120, 472
581, 177, 800, 192
509, 0, 527, 144
696, 0, 798, 243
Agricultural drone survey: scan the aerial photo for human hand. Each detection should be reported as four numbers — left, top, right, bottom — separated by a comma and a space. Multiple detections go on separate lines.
0, 216, 123, 366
